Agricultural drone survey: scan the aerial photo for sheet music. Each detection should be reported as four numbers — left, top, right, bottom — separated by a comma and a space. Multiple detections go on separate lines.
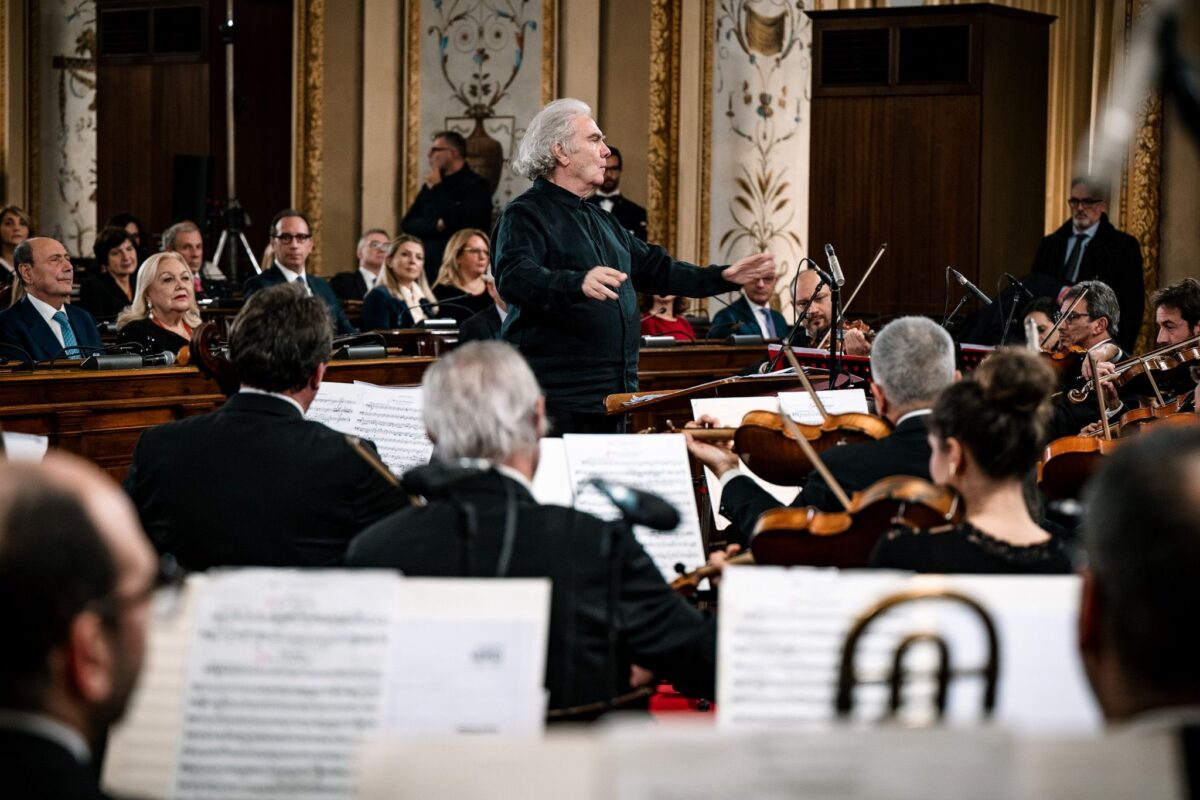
170, 569, 399, 800
306, 381, 433, 476
777, 389, 869, 425
1, 431, 49, 461
531, 438, 574, 507
690, 397, 800, 531
383, 579, 550, 736
718, 568, 1099, 732
563, 434, 707, 582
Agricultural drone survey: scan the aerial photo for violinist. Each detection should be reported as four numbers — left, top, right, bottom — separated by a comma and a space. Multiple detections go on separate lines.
869, 349, 1075, 574
1048, 280, 1127, 439
1021, 296, 1061, 351
792, 268, 872, 356
685, 317, 955, 545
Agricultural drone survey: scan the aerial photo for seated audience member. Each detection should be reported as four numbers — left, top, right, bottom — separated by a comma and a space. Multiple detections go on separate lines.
361, 235, 435, 330
458, 275, 507, 343
1021, 296, 1061, 351
640, 294, 695, 341
106, 211, 151, 263
347, 341, 716, 712
708, 273, 784, 340
0, 453, 157, 800
0, 204, 33, 287
686, 316, 955, 546
1078, 426, 1200, 729
79, 226, 139, 322
791, 267, 871, 355
115, 252, 200, 356
431, 227, 495, 325
0, 238, 102, 362
125, 284, 407, 570
243, 209, 356, 335
330, 228, 389, 301
869, 349, 1074, 574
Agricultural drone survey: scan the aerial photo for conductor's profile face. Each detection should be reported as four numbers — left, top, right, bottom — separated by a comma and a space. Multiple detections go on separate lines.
562, 115, 611, 190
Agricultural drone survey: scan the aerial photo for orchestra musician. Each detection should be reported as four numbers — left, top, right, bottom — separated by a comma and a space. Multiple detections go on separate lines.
869, 348, 1075, 574
685, 316, 955, 546
792, 267, 872, 355
1047, 280, 1127, 439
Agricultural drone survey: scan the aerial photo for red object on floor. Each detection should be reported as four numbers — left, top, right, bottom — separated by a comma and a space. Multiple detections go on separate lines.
649, 683, 715, 715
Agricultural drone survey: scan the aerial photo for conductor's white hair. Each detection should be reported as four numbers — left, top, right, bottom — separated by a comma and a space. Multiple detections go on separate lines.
422, 341, 542, 463
511, 98, 592, 181
870, 316, 955, 410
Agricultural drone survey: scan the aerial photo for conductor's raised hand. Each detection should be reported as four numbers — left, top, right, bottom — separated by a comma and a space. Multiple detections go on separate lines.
722, 252, 776, 286
582, 266, 627, 301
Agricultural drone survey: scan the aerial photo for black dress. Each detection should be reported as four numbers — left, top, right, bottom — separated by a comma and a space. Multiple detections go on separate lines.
116, 317, 190, 356
432, 283, 492, 326
868, 522, 1075, 575
78, 272, 134, 322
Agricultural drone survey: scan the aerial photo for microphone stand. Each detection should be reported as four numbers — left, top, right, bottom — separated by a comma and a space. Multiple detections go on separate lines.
942, 292, 971, 332
762, 275, 825, 374
827, 281, 843, 388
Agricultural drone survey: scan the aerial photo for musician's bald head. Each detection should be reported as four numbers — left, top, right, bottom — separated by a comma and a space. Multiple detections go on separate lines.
1079, 426, 1200, 722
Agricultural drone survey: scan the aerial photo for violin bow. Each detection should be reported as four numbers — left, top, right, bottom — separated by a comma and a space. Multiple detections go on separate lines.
782, 345, 831, 422
817, 243, 887, 350
1040, 287, 1089, 350
1089, 351, 1113, 441
345, 435, 403, 488
776, 407, 854, 510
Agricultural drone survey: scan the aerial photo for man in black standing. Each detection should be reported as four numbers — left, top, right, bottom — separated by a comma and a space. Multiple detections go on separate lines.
400, 130, 493, 283
585, 146, 648, 242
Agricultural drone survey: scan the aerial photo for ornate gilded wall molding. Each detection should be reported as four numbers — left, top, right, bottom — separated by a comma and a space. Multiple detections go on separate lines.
1123, 0, 1161, 352
699, 0, 714, 266
294, 0, 325, 273
541, 0, 556, 105
28, 0, 40, 226
648, 0, 681, 250
404, 0, 421, 211
1, 0, 7, 202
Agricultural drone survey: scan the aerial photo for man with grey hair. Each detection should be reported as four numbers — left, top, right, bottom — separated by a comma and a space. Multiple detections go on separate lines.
686, 316, 956, 545
162, 220, 225, 298
494, 98, 777, 434
126, 283, 406, 570
347, 341, 717, 713
330, 228, 390, 301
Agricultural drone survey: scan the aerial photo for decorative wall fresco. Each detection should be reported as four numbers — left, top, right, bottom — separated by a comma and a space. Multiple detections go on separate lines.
37, 0, 96, 256
410, 0, 555, 215
709, 0, 812, 313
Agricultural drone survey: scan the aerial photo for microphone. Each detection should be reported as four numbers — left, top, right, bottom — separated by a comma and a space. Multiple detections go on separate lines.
809, 267, 835, 288
824, 244, 845, 288
949, 267, 993, 307
585, 477, 681, 530
1003, 273, 1035, 299
80, 350, 177, 371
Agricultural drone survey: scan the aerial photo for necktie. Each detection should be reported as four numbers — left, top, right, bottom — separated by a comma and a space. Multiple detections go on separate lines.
1063, 233, 1088, 283
52, 310, 80, 358
760, 308, 776, 338
294, 276, 311, 296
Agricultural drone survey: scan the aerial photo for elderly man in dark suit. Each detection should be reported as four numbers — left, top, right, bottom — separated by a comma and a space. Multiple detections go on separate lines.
346, 341, 716, 713
0, 453, 158, 799
243, 209, 356, 335
686, 316, 956, 546
125, 284, 407, 570
0, 238, 103, 362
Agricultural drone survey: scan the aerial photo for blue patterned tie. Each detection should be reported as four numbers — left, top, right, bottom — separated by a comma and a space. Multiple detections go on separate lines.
51, 310, 80, 358
760, 308, 776, 338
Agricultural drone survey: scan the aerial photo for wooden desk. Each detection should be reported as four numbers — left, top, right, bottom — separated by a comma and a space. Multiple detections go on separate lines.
0, 344, 767, 479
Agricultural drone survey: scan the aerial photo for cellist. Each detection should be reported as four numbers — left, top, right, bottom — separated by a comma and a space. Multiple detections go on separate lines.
684, 317, 956, 546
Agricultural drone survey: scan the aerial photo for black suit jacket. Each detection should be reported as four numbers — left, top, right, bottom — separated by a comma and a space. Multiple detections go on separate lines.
78, 272, 133, 322
125, 392, 409, 570
458, 304, 503, 343
719, 413, 933, 545
0, 728, 108, 800
0, 296, 102, 362
708, 296, 788, 340
328, 269, 370, 301
585, 194, 649, 242
1030, 214, 1144, 352
400, 165, 494, 283
346, 470, 716, 711
243, 265, 356, 335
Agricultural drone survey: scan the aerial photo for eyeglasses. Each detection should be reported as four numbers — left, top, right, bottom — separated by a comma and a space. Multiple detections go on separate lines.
273, 233, 312, 244
365, 241, 389, 251
429, 146, 453, 155
88, 553, 188, 624
1056, 311, 1093, 324
603, 165, 622, 173
461, 247, 489, 257
1068, 197, 1103, 208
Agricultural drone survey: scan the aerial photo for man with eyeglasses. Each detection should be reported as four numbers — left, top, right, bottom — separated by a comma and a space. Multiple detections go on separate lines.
584, 146, 648, 242
400, 130, 493, 283
0, 453, 158, 798
1048, 279, 1129, 438
329, 228, 390, 301
0, 237, 103, 362
242, 209, 356, 335
1030, 177, 1143, 352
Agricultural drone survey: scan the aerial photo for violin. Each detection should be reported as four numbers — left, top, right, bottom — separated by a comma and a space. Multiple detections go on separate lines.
750, 476, 964, 568
670, 551, 755, 598
1067, 333, 1200, 405
1040, 344, 1089, 377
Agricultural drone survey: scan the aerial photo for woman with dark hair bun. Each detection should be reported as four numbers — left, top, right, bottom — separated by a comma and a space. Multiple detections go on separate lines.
869, 348, 1075, 574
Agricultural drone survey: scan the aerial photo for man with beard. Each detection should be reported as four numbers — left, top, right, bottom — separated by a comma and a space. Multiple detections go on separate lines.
584, 146, 648, 242
791, 267, 871, 355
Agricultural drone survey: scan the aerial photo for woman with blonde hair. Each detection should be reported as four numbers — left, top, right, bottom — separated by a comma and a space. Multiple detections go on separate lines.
115, 251, 201, 356
431, 227, 495, 325
362, 235, 436, 330
0, 205, 33, 287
